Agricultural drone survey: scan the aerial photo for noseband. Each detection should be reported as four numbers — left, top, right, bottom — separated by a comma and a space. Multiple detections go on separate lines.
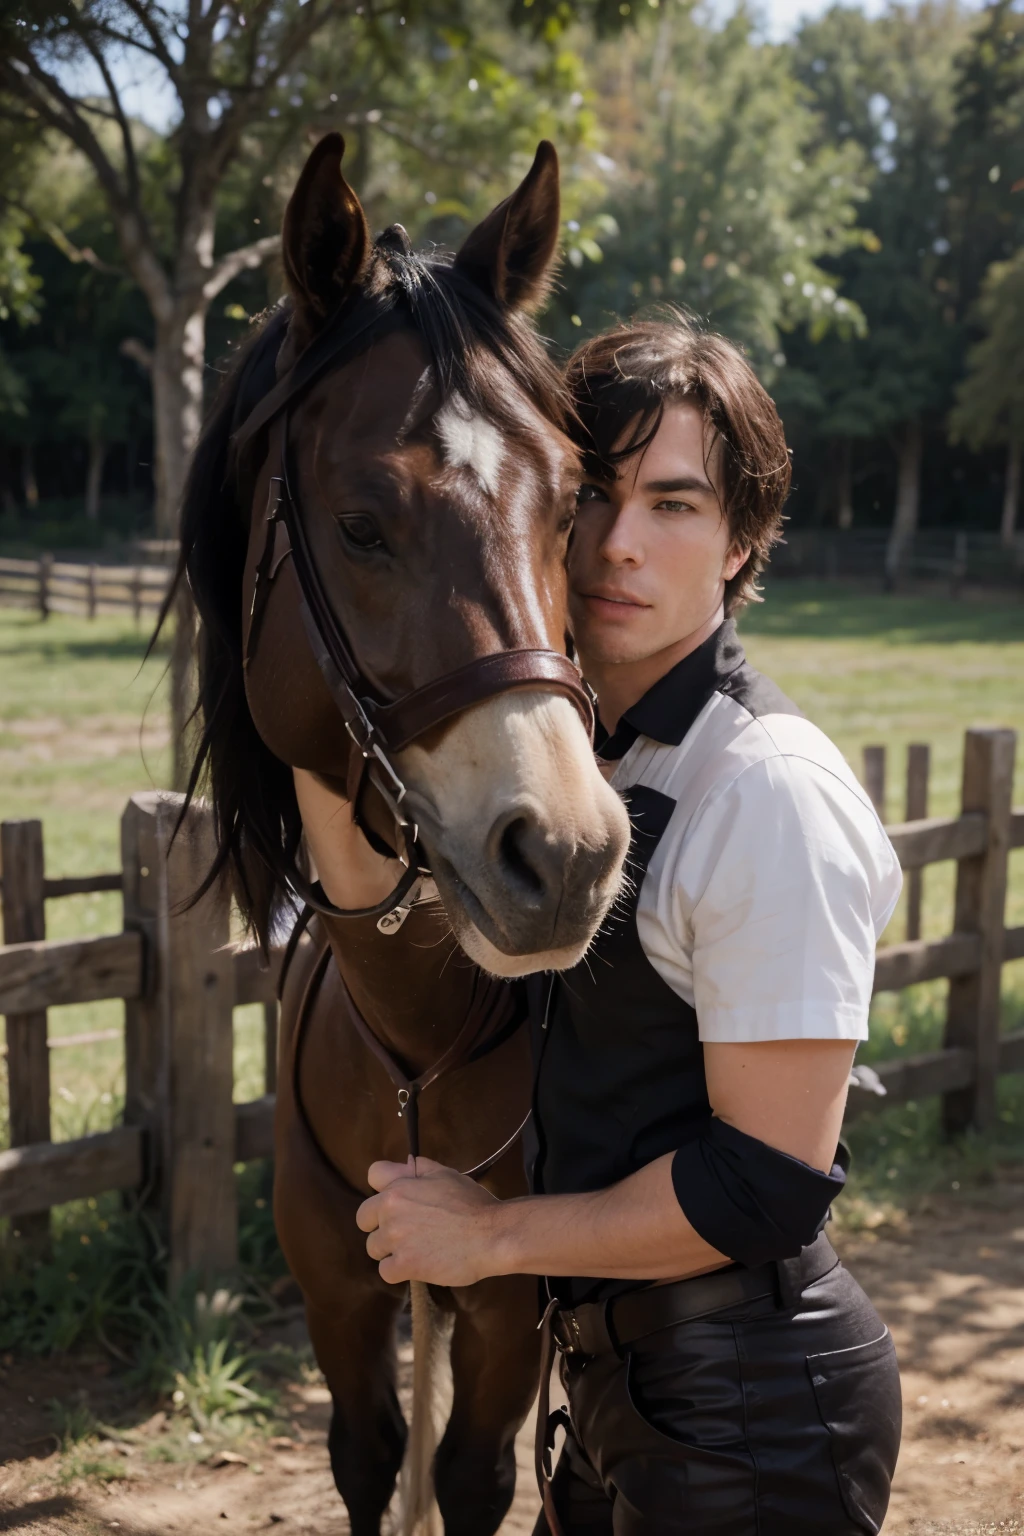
233, 296, 594, 926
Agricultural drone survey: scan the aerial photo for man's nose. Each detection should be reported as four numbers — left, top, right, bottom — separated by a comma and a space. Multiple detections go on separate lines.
598, 504, 644, 565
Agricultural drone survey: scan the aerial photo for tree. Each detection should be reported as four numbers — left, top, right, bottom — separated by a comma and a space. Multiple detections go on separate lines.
949, 249, 1024, 544
553, 0, 870, 366
789, 2, 975, 553
0, 122, 44, 510
946, 0, 1024, 320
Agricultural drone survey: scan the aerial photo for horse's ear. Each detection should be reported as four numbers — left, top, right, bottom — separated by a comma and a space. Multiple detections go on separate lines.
454, 141, 560, 314
281, 133, 369, 328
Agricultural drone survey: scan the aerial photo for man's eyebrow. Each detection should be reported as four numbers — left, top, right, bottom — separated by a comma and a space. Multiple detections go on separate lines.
642, 475, 717, 496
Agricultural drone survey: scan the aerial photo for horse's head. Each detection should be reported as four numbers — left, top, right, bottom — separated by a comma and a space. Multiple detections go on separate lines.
183, 134, 629, 976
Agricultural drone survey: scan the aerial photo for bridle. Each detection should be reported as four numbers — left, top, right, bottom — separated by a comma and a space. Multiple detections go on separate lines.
233, 293, 594, 929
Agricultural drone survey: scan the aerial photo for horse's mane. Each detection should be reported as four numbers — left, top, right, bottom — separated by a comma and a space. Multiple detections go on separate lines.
167, 240, 572, 951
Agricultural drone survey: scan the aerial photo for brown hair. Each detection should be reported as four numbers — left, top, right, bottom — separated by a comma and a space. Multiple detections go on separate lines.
564, 313, 791, 614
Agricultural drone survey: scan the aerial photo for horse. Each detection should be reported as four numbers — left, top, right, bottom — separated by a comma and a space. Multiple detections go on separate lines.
175, 133, 631, 1536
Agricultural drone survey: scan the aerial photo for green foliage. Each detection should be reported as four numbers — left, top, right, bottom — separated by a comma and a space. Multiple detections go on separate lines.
947, 0, 1024, 313
291, 5, 608, 264
556, 2, 870, 362
0, 1198, 164, 1356
783, 2, 970, 443
950, 247, 1024, 449
170, 1333, 271, 1433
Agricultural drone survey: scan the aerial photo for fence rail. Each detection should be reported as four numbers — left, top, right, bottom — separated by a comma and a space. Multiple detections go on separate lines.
1, 728, 1023, 1278
772, 528, 1024, 590
0, 556, 172, 620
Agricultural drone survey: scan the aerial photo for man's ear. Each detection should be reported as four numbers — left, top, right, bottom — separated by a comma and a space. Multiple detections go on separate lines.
724, 543, 751, 582
454, 141, 561, 314
281, 133, 369, 336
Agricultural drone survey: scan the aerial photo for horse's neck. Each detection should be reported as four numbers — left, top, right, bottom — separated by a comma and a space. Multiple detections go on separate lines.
320, 905, 483, 1074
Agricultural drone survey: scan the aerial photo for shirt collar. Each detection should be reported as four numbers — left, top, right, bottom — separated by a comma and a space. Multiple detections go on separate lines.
593, 618, 746, 761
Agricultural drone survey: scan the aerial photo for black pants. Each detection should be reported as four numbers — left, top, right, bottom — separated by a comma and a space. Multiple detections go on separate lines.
533, 1259, 901, 1536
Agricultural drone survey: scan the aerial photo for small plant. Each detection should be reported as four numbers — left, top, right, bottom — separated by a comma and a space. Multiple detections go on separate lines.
49, 1394, 96, 1451
46, 1394, 129, 1488
172, 1335, 271, 1432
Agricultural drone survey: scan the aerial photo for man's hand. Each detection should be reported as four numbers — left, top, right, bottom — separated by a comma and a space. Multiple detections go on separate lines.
355, 1158, 503, 1287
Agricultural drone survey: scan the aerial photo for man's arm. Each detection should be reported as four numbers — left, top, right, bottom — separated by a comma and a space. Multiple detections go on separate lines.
356, 1037, 854, 1288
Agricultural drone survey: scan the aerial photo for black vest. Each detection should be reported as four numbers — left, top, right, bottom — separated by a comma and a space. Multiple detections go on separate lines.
523, 621, 801, 1302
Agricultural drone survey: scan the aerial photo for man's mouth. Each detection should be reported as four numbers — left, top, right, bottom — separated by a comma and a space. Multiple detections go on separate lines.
576, 588, 650, 614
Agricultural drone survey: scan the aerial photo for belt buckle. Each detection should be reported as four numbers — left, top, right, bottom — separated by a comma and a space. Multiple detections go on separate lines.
553, 1310, 582, 1356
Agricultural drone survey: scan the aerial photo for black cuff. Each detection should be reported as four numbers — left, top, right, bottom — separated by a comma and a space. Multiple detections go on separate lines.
671, 1118, 846, 1269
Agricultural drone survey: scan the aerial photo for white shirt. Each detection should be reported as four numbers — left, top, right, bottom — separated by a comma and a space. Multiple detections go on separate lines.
602, 656, 901, 1044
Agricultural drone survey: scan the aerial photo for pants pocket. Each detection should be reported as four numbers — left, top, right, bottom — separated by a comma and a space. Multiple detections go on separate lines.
807, 1327, 902, 1534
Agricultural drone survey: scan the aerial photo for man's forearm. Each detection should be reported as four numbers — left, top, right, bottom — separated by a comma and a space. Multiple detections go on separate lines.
491, 1152, 730, 1282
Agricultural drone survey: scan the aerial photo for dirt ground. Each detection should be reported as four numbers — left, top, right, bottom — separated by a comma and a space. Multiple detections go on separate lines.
1, 1175, 1023, 1535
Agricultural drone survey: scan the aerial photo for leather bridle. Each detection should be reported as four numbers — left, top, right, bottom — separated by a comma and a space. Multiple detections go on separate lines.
234, 294, 594, 927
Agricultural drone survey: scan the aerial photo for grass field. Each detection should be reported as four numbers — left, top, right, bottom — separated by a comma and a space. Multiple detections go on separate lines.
0, 579, 1023, 1212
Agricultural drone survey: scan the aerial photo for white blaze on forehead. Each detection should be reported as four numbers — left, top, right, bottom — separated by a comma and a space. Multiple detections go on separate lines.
435, 393, 505, 497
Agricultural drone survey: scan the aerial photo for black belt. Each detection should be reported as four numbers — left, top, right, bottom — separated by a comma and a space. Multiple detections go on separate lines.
548, 1228, 838, 1358
534, 1231, 840, 1536
550, 1261, 772, 1356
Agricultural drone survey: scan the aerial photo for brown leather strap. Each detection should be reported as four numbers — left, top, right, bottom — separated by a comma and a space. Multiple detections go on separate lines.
368, 648, 592, 751
292, 932, 528, 1185
337, 964, 518, 1161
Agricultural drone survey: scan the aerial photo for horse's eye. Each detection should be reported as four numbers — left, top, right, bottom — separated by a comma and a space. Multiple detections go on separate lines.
336, 514, 385, 553
557, 508, 576, 535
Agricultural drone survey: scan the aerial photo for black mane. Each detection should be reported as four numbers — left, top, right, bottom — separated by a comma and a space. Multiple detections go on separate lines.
168, 242, 571, 951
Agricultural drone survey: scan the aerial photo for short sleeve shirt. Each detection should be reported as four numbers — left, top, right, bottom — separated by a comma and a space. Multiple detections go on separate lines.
597, 621, 902, 1044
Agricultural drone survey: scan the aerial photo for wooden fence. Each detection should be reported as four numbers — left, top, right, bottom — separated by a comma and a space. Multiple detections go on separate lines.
0, 727, 1022, 1280
0, 556, 172, 621
771, 528, 1024, 590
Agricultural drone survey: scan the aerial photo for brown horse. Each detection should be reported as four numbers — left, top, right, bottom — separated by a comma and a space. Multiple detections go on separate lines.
176, 135, 629, 1535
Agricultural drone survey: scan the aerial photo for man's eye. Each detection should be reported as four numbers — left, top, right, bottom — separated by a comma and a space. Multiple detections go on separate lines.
655, 500, 691, 513
336, 514, 385, 552
576, 483, 607, 507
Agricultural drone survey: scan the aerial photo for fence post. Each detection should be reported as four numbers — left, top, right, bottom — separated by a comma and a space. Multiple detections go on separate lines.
942, 728, 1016, 1135
863, 744, 887, 821
131, 568, 142, 625
38, 554, 52, 621
87, 563, 98, 620
0, 820, 52, 1246
905, 744, 930, 941
121, 791, 237, 1288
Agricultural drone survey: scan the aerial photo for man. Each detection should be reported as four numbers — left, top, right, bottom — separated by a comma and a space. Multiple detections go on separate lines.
356, 317, 903, 1534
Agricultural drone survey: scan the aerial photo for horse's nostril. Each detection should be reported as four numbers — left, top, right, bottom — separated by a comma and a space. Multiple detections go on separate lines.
498, 816, 547, 899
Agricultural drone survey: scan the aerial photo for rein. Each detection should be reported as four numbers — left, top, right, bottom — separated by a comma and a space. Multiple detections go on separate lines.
288, 922, 530, 1187
234, 294, 594, 928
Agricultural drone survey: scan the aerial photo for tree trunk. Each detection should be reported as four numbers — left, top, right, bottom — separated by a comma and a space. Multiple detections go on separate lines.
85, 435, 107, 521
885, 421, 923, 584
22, 443, 39, 509
1002, 439, 1021, 548
150, 304, 206, 790
151, 306, 207, 538
837, 439, 854, 529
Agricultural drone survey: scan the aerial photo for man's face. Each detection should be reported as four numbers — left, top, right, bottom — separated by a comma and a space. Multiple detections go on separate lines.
568, 401, 747, 668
